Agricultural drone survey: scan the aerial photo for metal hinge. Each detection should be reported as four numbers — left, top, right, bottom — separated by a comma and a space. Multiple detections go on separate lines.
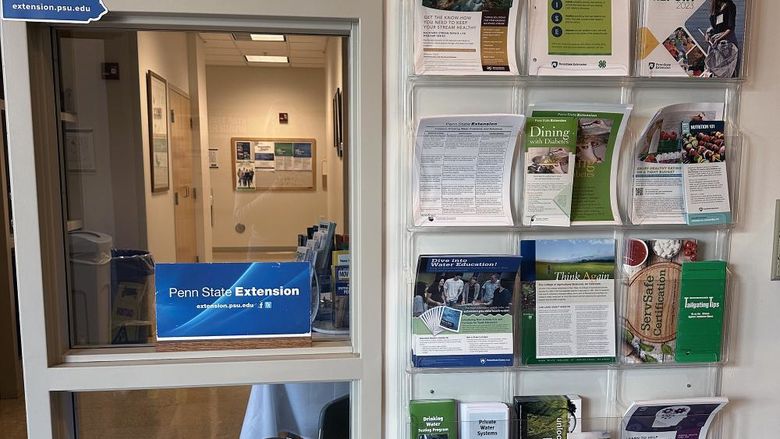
190, 117, 194, 129
192, 187, 197, 200
174, 192, 179, 205
170, 109, 175, 123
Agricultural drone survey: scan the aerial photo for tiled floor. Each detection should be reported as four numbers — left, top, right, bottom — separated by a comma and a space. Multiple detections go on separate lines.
0, 396, 27, 439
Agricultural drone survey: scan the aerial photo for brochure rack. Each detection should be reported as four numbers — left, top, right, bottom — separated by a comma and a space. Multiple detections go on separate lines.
393, 1, 750, 438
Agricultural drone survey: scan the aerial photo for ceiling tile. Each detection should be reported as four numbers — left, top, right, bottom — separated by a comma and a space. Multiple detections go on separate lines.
202, 40, 237, 49
233, 41, 289, 51
200, 33, 233, 41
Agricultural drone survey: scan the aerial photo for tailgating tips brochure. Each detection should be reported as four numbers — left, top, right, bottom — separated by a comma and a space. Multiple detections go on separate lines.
412, 114, 525, 227
522, 117, 577, 227
412, 255, 521, 368
520, 239, 616, 365
414, 0, 519, 75
622, 397, 728, 439
639, 0, 746, 78
631, 103, 725, 225
527, 0, 630, 76
530, 104, 631, 225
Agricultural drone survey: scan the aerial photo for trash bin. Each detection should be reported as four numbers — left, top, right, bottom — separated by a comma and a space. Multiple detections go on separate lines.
110, 249, 155, 344
68, 231, 113, 346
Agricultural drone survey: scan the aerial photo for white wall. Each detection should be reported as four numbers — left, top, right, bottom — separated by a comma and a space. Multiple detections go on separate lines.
206, 65, 329, 249
324, 37, 346, 235
137, 31, 190, 263
722, 0, 780, 435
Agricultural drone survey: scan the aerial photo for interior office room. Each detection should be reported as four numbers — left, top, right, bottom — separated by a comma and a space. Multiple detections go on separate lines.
1, 1, 780, 439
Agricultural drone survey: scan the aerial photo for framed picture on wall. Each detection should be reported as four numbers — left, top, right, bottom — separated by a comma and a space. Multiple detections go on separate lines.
332, 94, 339, 149
147, 70, 170, 193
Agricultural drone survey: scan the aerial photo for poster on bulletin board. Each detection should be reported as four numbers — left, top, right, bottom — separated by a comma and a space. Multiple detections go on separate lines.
232, 137, 316, 191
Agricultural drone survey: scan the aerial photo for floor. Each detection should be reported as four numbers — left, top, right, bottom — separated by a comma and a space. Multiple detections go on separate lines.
0, 396, 27, 439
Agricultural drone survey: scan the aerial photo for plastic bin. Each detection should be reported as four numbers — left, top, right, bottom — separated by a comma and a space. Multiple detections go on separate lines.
110, 249, 155, 344
68, 231, 113, 346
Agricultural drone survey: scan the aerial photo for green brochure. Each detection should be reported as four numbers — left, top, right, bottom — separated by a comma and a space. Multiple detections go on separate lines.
410, 399, 458, 439
676, 261, 727, 363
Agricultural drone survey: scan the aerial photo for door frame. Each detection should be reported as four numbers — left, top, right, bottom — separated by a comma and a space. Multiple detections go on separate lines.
168, 86, 198, 263
0, 2, 383, 438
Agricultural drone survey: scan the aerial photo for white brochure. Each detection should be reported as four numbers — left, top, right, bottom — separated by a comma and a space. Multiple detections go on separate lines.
412, 114, 525, 227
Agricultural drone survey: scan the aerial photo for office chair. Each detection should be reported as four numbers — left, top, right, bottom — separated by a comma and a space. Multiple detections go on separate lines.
266, 394, 350, 439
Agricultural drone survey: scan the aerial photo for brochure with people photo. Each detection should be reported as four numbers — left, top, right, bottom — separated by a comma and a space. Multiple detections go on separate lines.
412, 255, 521, 368
639, 0, 746, 78
622, 397, 728, 439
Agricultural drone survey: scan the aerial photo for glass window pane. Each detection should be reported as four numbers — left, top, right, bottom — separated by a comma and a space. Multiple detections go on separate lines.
73, 381, 351, 438
55, 29, 350, 348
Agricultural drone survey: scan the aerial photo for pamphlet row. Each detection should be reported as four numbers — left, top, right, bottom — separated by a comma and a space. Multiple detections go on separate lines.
409, 396, 728, 439
412, 102, 740, 228
413, 0, 749, 79
411, 241, 728, 368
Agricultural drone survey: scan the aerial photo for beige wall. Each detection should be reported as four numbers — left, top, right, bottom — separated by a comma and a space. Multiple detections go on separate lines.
324, 37, 346, 235
723, 0, 780, 435
206, 65, 329, 249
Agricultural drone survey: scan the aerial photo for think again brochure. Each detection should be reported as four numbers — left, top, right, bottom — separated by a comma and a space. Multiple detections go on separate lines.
522, 117, 577, 227
529, 104, 632, 225
412, 255, 521, 368
622, 397, 728, 439
520, 239, 616, 365
639, 0, 746, 78
528, 0, 630, 76
414, 0, 519, 75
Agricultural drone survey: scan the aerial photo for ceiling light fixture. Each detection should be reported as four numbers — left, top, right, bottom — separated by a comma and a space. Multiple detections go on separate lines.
250, 34, 286, 42
245, 55, 289, 63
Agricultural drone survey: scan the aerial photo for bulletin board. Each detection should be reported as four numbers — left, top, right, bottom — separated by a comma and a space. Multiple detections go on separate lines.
231, 137, 316, 191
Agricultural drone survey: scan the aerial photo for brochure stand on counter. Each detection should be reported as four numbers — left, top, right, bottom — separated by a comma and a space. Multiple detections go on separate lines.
395, 0, 752, 438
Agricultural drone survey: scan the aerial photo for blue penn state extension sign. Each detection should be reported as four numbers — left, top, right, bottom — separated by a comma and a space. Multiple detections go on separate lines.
2, 0, 107, 23
156, 262, 312, 341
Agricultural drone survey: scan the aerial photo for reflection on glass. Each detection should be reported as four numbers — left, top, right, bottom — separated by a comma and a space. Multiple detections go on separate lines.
75, 381, 350, 438
56, 30, 350, 347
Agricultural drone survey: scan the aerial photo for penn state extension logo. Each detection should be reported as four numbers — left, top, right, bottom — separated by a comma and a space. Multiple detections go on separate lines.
552, 61, 559, 68
649, 62, 656, 70
480, 358, 487, 365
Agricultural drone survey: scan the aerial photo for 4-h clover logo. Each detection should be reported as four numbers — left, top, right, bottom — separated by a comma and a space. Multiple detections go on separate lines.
598, 60, 607, 69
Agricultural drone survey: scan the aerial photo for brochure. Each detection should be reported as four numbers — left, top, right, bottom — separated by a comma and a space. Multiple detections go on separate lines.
520, 239, 616, 365
622, 238, 698, 364
522, 117, 578, 227
638, 0, 746, 78
621, 397, 728, 439
458, 402, 510, 439
529, 104, 631, 225
513, 395, 583, 439
414, 0, 519, 75
412, 115, 525, 227
410, 399, 458, 438
676, 260, 727, 363
631, 103, 725, 225
681, 121, 732, 225
527, 0, 630, 76
412, 255, 521, 368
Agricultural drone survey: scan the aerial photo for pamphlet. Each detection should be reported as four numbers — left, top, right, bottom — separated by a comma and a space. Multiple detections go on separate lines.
414, 0, 519, 75
622, 238, 698, 364
520, 239, 616, 365
527, 0, 630, 76
522, 117, 578, 227
514, 395, 583, 438
681, 121, 731, 225
676, 260, 727, 363
631, 103, 724, 225
412, 255, 521, 368
412, 115, 525, 227
530, 104, 631, 225
410, 399, 458, 438
638, 0, 746, 78
458, 402, 510, 439
621, 397, 728, 439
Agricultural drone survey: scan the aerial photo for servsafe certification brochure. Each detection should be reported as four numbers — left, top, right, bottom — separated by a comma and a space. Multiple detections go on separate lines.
413, 114, 525, 227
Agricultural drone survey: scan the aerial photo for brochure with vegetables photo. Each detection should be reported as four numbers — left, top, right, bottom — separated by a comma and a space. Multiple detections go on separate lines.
681, 121, 732, 225
520, 239, 616, 365
622, 238, 698, 364
412, 255, 521, 368
522, 117, 578, 227
530, 104, 632, 225
528, 0, 630, 76
638, 0, 746, 78
621, 397, 728, 439
414, 0, 519, 75
631, 103, 725, 225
